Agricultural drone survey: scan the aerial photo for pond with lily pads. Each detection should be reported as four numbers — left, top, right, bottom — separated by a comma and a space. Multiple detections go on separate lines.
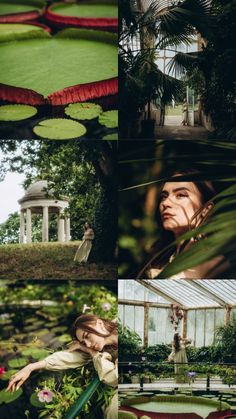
0, 281, 117, 418
0, 8, 118, 140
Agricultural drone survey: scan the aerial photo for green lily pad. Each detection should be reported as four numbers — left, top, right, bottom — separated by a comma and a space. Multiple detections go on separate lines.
50, 1, 117, 19
58, 334, 72, 343
65, 102, 102, 120
0, 23, 49, 42
0, 388, 23, 404
0, 104, 37, 121
21, 348, 49, 360
33, 118, 87, 139
0, 370, 18, 381
30, 392, 45, 408
0, 0, 45, 17
99, 110, 118, 128
102, 132, 118, 140
8, 357, 28, 368
0, 29, 117, 102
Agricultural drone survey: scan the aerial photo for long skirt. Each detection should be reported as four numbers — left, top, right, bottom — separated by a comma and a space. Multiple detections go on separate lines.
74, 240, 92, 262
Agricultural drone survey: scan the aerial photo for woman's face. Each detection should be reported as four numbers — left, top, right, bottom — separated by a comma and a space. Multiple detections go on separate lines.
85, 222, 90, 229
159, 181, 203, 237
76, 320, 107, 351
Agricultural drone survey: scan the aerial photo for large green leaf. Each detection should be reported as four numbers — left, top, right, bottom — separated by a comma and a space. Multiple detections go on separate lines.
8, 357, 28, 368
0, 29, 117, 98
0, 388, 23, 404
99, 110, 118, 128
21, 348, 50, 360
0, 104, 37, 121
33, 118, 87, 139
30, 392, 45, 408
64, 102, 102, 120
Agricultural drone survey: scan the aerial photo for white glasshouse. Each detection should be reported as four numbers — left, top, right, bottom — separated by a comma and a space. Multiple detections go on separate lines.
118, 280, 236, 347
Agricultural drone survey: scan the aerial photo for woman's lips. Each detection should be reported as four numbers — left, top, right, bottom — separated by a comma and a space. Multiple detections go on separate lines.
162, 213, 175, 220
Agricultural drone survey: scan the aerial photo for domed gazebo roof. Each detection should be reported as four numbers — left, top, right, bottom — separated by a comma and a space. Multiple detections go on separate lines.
18, 180, 69, 204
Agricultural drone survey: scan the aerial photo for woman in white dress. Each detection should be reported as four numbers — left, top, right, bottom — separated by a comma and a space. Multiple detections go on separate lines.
7, 314, 118, 419
168, 333, 192, 383
74, 222, 95, 263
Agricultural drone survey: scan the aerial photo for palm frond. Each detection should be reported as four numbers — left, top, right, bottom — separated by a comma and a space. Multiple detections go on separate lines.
167, 51, 202, 77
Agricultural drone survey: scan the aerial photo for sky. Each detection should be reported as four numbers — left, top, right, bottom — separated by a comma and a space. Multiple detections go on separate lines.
0, 150, 26, 223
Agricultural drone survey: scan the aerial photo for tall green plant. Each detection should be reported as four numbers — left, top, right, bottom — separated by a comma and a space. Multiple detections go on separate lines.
119, 0, 212, 137
215, 320, 236, 363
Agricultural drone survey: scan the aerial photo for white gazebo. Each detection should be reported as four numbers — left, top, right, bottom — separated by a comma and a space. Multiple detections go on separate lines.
18, 180, 70, 243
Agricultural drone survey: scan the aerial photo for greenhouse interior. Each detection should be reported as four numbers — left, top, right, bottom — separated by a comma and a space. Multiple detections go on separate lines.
118, 279, 236, 419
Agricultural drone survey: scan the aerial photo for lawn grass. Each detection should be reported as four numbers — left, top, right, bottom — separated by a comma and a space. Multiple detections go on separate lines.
0, 242, 116, 280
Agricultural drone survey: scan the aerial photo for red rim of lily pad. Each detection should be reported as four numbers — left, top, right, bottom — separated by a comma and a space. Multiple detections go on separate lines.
45, 1, 117, 32
21, 21, 51, 33
0, 29, 118, 105
0, 0, 46, 23
0, 76, 118, 106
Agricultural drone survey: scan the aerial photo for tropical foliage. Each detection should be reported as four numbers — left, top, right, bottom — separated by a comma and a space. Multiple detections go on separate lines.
119, 0, 212, 138
119, 139, 236, 277
0, 139, 117, 262
171, 0, 236, 138
0, 282, 117, 418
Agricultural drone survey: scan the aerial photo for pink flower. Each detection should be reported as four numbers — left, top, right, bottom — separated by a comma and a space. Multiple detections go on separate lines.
102, 302, 111, 311
38, 389, 54, 403
0, 367, 5, 377
82, 304, 91, 313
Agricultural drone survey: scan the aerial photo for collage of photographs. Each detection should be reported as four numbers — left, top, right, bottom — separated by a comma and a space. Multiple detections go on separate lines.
0, 0, 236, 419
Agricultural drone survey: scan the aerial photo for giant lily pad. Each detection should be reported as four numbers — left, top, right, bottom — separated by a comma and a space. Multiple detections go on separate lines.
0, 29, 118, 105
0, 104, 37, 121
0, 23, 50, 42
46, 0, 117, 31
0, 388, 23, 404
0, 0, 46, 23
33, 118, 87, 139
99, 110, 118, 128
65, 102, 102, 120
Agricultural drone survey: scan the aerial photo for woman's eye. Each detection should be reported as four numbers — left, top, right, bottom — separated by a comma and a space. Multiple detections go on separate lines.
176, 193, 188, 199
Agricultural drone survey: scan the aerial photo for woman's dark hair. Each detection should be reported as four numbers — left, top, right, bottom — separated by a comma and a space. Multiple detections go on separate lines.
72, 314, 118, 350
137, 169, 216, 277
173, 333, 181, 352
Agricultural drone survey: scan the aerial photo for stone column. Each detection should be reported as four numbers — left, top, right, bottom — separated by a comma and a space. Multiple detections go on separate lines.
42, 206, 49, 242
65, 217, 71, 241
57, 209, 65, 242
19, 210, 25, 243
26, 208, 32, 243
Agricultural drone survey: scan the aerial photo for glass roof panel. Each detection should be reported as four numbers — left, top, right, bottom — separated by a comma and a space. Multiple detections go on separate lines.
119, 280, 236, 308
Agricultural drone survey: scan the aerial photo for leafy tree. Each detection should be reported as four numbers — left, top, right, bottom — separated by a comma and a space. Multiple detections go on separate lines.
0, 212, 19, 244
0, 140, 117, 262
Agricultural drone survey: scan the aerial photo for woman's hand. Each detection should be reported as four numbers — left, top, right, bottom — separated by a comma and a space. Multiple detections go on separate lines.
68, 341, 98, 357
7, 365, 32, 392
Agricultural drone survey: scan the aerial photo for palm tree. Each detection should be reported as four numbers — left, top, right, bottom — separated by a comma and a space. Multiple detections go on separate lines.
119, 0, 212, 138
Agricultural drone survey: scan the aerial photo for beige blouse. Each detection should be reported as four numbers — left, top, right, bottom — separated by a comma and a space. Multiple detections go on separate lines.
44, 350, 118, 388
83, 229, 95, 241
